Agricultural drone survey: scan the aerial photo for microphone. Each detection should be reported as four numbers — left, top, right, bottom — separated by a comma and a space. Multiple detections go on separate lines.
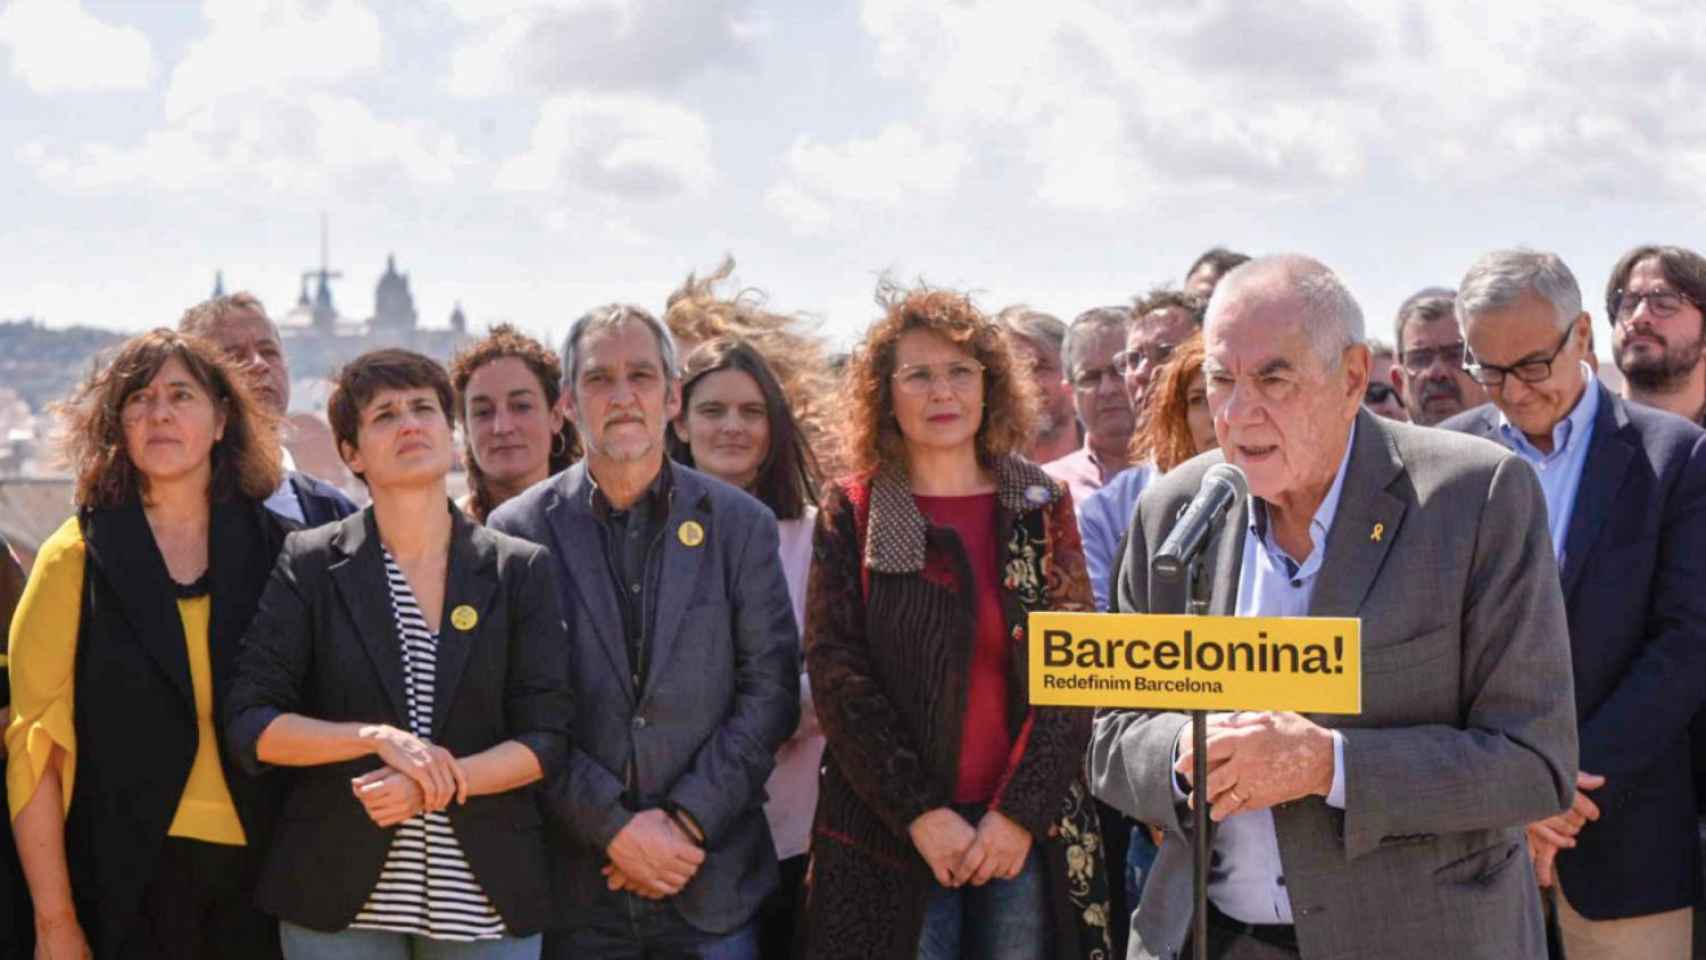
1153, 463, 1248, 581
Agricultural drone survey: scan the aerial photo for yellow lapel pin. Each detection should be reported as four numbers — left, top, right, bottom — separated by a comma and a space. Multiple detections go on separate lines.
450, 604, 478, 631
678, 520, 705, 547
1370, 523, 1384, 543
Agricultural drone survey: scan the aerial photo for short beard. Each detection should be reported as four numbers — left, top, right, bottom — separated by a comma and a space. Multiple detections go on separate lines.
1618, 336, 1706, 393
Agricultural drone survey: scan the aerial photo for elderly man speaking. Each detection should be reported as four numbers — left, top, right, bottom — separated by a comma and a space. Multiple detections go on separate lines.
1090, 255, 1578, 960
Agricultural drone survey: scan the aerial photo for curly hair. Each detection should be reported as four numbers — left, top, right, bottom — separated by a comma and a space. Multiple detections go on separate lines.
1129, 334, 1209, 473
668, 337, 820, 520
664, 256, 840, 473
54, 328, 282, 508
841, 281, 1037, 476
449, 324, 581, 522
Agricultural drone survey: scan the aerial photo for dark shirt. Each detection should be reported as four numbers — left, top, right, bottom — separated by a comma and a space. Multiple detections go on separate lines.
590, 463, 673, 692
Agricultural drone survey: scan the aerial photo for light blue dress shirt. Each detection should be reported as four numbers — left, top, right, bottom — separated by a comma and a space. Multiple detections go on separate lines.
1077, 463, 1157, 611
1493, 364, 1599, 565
1173, 424, 1355, 925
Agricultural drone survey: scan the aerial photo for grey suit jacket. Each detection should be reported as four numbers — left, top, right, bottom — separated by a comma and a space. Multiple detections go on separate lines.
1090, 411, 1579, 960
488, 460, 801, 935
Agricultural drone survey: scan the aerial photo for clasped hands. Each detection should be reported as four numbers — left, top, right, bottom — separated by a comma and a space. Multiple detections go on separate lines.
908, 807, 1032, 889
602, 809, 707, 900
1526, 771, 1604, 888
350, 724, 469, 827
1175, 711, 1336, 822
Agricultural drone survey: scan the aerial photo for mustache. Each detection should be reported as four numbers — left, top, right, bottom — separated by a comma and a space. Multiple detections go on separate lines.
1419, 378, 1461, 402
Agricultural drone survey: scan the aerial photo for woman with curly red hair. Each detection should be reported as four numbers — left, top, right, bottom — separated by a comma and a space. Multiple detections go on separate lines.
800, 283, 1110, 960
448, 324, 581, 523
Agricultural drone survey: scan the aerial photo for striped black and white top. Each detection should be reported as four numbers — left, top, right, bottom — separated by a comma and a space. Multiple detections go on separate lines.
349, 551, 505, 941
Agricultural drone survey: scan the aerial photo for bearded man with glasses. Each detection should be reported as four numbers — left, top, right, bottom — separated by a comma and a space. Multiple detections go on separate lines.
1606, 245, 1706, 427
1443, 248, 1706, 960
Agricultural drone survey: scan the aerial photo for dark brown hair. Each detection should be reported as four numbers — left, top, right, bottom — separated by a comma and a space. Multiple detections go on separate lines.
1604, 245, 1706, 322
1129, 334, 1209, 473
1186, 247, 1251, 283
841, 281, 1037, 475
327, 349, 454, 485
54, 328, 281, 508
668, 338, 820, 520
449, 324, 581, 521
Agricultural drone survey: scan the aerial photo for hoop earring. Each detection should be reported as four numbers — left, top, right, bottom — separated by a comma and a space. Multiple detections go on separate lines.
551, 432, 568, 459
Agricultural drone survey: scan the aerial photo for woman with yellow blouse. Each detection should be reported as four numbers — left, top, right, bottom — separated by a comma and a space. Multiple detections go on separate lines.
6, 329, 291, 959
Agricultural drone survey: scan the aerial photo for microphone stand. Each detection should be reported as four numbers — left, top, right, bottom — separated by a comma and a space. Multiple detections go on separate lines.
1187, 553, 1210, 960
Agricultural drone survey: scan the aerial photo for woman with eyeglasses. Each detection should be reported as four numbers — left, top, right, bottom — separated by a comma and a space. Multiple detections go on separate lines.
8, 329, 290, 959
800, 283, 1110, 960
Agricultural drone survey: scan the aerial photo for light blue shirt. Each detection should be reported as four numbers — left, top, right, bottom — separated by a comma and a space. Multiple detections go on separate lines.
1175, 424, 1355, 925
1076, 463, 1157, 611
1494, 364, 1599, 565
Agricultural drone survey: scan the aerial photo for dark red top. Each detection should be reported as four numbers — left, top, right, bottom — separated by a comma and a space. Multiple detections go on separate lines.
914, 492, 1013, 804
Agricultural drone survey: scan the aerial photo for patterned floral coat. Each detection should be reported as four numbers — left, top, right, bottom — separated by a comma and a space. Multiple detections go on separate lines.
800, 456, 1112, 959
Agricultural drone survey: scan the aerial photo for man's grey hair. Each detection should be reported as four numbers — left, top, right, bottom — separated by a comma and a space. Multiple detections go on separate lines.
1367, 338, 1396, 361
1393, 287, 1458, 349
560, 303, 679, 387
1208, 255, 1366, 368
1455, 249, 1582, 333
994, 305, 1067, 355
1061, 305, 1132, 376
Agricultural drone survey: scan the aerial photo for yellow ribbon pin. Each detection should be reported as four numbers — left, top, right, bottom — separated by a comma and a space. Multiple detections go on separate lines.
1370, 523, 1384, 543
678, 521, 705, 547
450, 604, 478, 631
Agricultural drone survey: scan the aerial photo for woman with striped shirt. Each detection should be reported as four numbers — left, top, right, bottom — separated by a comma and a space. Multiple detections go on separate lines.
225, 349, 572, 960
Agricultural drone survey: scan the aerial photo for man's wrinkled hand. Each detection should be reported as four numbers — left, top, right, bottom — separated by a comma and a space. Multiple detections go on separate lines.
605, 809, 706, 899
1177, 711, 1335, 821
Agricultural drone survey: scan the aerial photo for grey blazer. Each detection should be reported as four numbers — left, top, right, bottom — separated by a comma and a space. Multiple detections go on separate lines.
488, 460, 801, 935
1090, 411, 1579, 960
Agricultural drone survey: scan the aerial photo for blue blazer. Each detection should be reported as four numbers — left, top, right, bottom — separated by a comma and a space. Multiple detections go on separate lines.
1444, 384, 1706, 920
488, 461, 800, 935
287, 471, 358, 527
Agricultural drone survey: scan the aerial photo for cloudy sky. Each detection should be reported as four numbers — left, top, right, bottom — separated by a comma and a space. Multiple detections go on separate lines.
2, 0, 1702, 352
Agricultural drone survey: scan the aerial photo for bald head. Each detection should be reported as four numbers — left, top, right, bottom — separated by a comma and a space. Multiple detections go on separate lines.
1207, 255, 1366, 368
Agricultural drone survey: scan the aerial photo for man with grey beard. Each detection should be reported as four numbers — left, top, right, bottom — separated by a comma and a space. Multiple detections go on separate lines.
1388, 287, 1488, 426
1607, 245, 1706, 426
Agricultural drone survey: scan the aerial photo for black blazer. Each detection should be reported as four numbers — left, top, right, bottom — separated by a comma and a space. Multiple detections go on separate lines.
1444, 385, 1706, 919
66, 499, 289, 955
224, 505, 572, 935
488, 461, 800, 935
286, 471, 358, 528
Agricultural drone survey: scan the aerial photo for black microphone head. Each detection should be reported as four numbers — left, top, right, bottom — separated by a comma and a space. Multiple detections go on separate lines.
1203, 462, 1249, 500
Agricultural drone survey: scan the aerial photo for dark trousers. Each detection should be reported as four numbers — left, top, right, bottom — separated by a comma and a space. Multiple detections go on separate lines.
545, 884, 758, 960
119, 836, 279, 960
756, 854, 807, 960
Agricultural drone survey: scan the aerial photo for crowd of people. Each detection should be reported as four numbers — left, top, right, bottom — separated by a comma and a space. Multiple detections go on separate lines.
0, 241, 1703, 959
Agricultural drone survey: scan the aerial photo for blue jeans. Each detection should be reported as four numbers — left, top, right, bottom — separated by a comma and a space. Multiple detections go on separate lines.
916, 847, 1048, 960
1126, 826, 1159, 906
279, 922, 540, 960
548, 886, 758, 960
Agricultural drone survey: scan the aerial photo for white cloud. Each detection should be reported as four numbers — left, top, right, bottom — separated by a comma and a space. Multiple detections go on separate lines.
0, 0, 152, 94
495, 92, 713, 199
23, 92, 467, 196
165, 0, 383, 121
766, 125, 968, 233
857, 0, 1706, 209
447, 0, 757, 97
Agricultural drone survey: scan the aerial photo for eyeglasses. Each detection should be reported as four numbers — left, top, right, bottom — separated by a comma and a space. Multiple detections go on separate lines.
1113, 343, 1175, 376
1613, 288, 1697, 321
1399, 342, 1467, 374
1071, 365, 1122, 391
892, 360, 985, 395
1465, 327, 1573, 387
1364, 382, 1397, 405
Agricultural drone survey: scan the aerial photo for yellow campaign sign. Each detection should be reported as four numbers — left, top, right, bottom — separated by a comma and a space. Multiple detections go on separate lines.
1028, 612, 1361, 714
